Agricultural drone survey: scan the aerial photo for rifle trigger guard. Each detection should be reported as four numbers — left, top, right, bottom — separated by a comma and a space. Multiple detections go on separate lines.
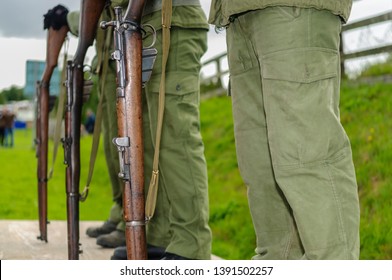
141, 24, 157, 49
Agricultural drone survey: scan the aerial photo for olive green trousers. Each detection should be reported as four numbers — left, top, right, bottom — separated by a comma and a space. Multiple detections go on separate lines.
226, 7, 360, 259
101, 27, 211, 259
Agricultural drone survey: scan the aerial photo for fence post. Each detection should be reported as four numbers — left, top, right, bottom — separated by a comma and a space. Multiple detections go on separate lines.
215, 58, 223, 88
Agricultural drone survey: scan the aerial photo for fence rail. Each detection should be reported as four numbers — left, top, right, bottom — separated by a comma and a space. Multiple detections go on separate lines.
201, 11, 392, 91
201, 53, 229, 87
340, 11, 392, 74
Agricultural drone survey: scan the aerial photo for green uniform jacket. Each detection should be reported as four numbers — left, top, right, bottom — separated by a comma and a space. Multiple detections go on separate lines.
67, 0, 208, 37
66, 1, 208, 72
208, 0, 353, 27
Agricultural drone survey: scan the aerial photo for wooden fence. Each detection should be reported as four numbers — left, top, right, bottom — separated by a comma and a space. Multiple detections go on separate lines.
340, 11, 392, 76
201, 11, 392, 90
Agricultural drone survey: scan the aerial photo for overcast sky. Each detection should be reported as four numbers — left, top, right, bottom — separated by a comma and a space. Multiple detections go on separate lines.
0, 0, 391, 91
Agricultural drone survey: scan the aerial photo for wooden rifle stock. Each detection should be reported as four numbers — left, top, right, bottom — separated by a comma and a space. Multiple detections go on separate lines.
123, 0, 148, 260
36, 25, 69, 242
63, 0, 105, 260
107, 0, 148, 260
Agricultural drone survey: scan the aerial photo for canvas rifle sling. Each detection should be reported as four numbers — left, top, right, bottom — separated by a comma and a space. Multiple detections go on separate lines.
80, 10, 113, 201
48, 37, 69, 180
145, 0, 173, 220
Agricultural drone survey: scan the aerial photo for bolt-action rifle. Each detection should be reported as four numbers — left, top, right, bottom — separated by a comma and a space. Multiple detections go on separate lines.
101, 0, 157, 259
36, 22, 69, 242
62, 0, 106, 260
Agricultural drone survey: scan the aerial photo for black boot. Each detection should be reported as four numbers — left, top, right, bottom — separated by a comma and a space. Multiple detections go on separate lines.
96, 229, 126, 248
86, 220, 117, 238
111, 244, 166, 260
161, 252, 191, 260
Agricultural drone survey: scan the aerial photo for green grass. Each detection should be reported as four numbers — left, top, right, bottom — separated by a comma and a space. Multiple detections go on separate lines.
357, 56, 392, 78
340, 82, 392, 259
1, 79, 392, 259
0, 131, 113, 221
200, 96, 255, 259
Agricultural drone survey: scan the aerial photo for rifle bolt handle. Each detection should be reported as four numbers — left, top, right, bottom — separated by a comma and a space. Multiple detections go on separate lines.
100, 21, 115, 29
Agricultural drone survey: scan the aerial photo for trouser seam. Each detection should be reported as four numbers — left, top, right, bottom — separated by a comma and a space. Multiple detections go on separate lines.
326, 162, 349, 258
282, 220, 294, 259
183, 140, 203, 259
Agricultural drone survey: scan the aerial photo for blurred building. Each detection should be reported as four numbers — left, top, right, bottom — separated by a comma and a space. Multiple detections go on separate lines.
23, 60, 61, 99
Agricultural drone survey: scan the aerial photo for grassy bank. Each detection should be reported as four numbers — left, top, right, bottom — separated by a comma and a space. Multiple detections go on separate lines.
340, 82, 392, 259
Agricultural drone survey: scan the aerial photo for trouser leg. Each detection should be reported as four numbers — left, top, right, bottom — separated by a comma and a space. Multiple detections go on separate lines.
143, 91, 172, 248
227, 30, 304, 259
227, 7, 360, 259
144, 28, 211, 259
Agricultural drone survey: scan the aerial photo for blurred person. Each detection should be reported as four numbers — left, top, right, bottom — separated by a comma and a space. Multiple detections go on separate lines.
3, 108, 15, 147
84, 108, 95, 135
0, 108, 5, 146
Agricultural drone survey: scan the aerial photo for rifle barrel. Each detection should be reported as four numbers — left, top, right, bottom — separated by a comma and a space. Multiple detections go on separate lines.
37, 81, 49, 242
63, 0, 106, 259
36, 25, 69, 242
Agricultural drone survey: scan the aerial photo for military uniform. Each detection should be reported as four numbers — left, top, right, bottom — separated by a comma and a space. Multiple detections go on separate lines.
68, 0, 211, 259
209, 0, 360, 259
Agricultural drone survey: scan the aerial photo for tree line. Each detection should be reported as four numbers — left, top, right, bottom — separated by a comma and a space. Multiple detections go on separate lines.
0, 86, 26, 104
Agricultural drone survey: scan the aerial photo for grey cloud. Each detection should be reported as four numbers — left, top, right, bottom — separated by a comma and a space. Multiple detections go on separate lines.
0, 0, 211, 39
0, 0, 80, 39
